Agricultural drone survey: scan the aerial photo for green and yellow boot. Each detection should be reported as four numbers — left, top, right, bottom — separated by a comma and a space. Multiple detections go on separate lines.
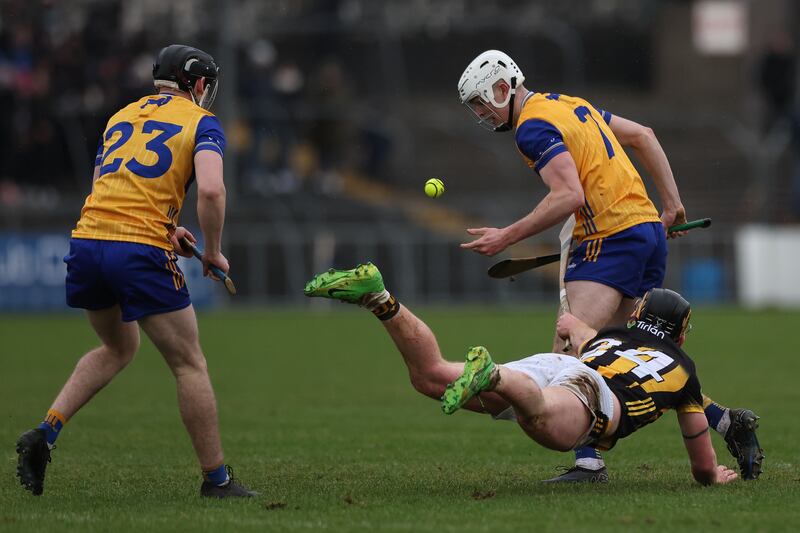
304, 263, 386, 304
442, 346, 499, 415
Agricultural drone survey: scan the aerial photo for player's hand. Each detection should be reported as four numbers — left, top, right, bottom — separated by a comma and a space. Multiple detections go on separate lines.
202, 251, 229, 280
556, 312, 579, 340
171, 227, 197, 258
713, 464, 738, 484
461, 227, 510, 257
661, 206, 688, 239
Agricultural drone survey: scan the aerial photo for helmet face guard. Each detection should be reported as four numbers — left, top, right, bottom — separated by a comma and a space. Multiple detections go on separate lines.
196, 77, 218, 110
461, 77, 517, 132
184, 58, 220, 110
464, 95, 507, 132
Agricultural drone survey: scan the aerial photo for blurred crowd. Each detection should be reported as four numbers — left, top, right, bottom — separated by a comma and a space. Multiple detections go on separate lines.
1, 1, 164, 207
0, 0, 392, 210
0, 0, 797, 221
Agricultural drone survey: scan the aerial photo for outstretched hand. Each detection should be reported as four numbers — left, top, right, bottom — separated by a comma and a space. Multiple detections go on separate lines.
460, 227, 510, 257
713, 464, 738, 484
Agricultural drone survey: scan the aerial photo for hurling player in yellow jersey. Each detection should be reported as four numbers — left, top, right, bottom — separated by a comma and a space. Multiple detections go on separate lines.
456, 50, 761, 483
16, 45, 254, 498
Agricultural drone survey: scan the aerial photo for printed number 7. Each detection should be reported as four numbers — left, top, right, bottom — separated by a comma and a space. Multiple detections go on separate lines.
574, 106, 615, 159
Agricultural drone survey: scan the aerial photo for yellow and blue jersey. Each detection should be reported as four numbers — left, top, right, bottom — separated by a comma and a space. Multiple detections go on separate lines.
514, 92, 661, 243
579, 325, 704, 447
72, 94, 225, 250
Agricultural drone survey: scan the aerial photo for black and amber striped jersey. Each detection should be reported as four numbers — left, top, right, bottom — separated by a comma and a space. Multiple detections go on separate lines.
579, 325, 704, 445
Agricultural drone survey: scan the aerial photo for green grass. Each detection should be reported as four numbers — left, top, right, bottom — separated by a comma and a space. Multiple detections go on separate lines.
1, 306, 799, 532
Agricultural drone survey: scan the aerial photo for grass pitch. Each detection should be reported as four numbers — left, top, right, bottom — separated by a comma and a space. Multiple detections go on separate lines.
1, 306, 799, 532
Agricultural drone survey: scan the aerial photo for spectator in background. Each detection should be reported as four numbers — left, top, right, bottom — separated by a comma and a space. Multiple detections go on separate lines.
757, 31, 796, 133
756, 31, 800, 220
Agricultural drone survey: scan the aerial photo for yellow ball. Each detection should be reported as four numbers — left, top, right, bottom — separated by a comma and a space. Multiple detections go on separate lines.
424, 178, 444, 198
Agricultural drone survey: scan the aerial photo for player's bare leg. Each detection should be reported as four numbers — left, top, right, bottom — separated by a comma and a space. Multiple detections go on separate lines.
51, 306, 140, 418
381, 307, 509, 415
138, 305, 255, 497
493, 368, 594, 451
16, 305, 139, 495
304, 263, 509, 415
138, 306, 223, 469
553, 280, 623, 354
609, 297, 637, 327
441, 347, 600, 451
551, 279, 621, 482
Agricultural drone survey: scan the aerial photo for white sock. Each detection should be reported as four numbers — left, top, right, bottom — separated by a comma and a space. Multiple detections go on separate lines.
716, 409, 731, 437
361, 289, 390, 310
575, 457, 605, 470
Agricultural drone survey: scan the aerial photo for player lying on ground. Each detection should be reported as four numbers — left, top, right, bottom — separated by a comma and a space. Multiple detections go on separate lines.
15, 45, 253, 498
304, 263, 763, 485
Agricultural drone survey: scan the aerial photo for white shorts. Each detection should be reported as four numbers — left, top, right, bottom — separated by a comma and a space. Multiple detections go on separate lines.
492, 353, 616, 449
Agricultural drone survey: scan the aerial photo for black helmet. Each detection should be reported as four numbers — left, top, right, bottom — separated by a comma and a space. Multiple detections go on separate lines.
153, 44, 219, 110
629, 288, 691, 342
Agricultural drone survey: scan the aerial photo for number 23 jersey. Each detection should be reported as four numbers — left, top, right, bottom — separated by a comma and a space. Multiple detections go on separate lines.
579, 326, 705, 442
72, 94, 226, 250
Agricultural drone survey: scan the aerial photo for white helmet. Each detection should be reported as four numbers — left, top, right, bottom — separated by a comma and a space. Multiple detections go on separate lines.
458, 50, 525, 132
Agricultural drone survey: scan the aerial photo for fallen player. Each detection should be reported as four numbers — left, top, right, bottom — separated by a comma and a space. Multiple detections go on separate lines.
304, 263, 763, 485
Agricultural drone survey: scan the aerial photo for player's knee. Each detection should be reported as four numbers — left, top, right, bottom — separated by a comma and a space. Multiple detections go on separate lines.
167, 346, 208, 375
410, 375, 437, 397
409, 369, 448, 399
105, 335, 139, 366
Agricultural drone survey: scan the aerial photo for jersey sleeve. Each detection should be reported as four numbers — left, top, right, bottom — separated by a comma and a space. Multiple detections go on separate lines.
593, 106, 612, 125
676, 373, 704, 414
515, 119, 568, 173
194, 115, 226, 157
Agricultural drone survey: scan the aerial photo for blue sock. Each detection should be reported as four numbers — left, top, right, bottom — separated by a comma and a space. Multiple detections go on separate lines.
574, 446, 604, 469
704, 403, 724, 427
39, 409, 66, 447
704, 401, 730, 435
203, 464, 230, 486
575, 446, 601, 460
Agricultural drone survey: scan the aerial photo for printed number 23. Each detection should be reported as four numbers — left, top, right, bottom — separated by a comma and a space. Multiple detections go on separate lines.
99, 120, 183, 178
574, 106, 614, 159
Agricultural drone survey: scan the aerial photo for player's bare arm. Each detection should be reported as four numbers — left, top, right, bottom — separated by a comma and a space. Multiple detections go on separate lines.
461, 151, 584, 256
608, 115, 687, 238
195, 149, 229, 276
678, 411, 738, 485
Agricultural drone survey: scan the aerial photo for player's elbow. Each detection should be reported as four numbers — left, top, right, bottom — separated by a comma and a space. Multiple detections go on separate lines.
198, 182, 226, 201
565, 186, 584, 212
631, 125, 657, 149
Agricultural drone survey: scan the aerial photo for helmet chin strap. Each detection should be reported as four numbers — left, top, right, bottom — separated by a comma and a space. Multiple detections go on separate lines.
493, 76, 517, 133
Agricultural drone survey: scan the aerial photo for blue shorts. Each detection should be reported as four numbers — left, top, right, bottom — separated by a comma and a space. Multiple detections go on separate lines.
564, 222, 667, 298
64, 238, 191, 322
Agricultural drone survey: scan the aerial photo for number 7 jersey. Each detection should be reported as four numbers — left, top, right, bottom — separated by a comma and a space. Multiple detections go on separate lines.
514, 92, 661, 243
72, 94, 226, 250
578, 326, 705, 445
